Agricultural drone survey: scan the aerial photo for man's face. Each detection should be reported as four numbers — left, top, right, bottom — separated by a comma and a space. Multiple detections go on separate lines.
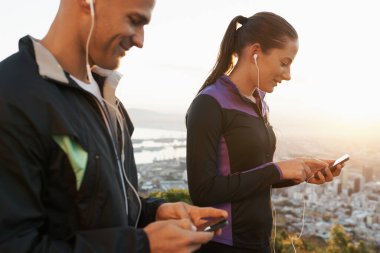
89, 0, 155, 70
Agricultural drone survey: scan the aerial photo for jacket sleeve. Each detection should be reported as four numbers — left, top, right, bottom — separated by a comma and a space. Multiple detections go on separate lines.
272, 180, 299, 188
186, 95, 282, 206
0, 102, 150, 253
138, 197, 166, 228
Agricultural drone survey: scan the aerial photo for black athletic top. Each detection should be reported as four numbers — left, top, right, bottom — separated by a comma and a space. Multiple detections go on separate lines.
186, 75, 292, 250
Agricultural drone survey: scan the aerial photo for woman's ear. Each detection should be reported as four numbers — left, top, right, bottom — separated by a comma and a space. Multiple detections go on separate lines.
248, 43, 262, 63
249, 43, 262, 55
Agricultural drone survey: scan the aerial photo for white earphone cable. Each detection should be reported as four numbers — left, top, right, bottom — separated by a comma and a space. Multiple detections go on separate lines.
85, 0, 95, 82
289, 176, 314, 252
272, 176, 314, 253
84, 0, 141, 228
255, 57, 260, 91
271, 186, 277, 253
102, 98, 142, 228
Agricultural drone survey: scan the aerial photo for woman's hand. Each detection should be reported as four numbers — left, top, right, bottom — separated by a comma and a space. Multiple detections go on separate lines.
307, 159, 346, 184
276, 158, 328, 183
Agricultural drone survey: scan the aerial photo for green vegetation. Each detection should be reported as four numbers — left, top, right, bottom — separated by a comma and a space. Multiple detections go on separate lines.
149, 188, 192, 204
325, 225, 375, 253
273, 225, 375, 253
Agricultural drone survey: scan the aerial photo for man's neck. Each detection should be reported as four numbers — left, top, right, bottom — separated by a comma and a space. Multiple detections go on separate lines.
40, 16, 89, 83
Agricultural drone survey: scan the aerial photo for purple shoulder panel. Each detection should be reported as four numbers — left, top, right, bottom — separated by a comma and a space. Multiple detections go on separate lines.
199, 77, 259, 118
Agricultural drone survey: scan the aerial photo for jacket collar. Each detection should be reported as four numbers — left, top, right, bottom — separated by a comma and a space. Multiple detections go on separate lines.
22, 35, 119, 90
220, 74, 266, 99
28, 36, 70, 84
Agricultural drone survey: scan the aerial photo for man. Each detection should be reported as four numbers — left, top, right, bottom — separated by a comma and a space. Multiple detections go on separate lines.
0, 0, 227, 252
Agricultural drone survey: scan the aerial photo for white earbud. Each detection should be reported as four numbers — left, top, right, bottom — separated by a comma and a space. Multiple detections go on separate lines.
253, 54, 258, 65
86, 0, 95, 18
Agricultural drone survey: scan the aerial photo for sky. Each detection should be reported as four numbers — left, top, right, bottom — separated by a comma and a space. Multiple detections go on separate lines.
1, 0, 379, 139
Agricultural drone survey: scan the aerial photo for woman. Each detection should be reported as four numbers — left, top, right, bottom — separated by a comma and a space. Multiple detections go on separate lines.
186, 12, 343, 253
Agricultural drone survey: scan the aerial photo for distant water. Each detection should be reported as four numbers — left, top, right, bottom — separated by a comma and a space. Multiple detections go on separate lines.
132, 127, 186, 164
132, 127, 186, 139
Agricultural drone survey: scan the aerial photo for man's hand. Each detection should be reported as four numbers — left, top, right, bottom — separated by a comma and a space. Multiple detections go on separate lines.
143, 203, 227, 253
156, 202, 228, 234
144, 219, 213, 253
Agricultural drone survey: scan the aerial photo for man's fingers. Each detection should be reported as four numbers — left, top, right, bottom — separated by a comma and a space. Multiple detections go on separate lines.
188, 233, 214, 253
190, 207, 228, 218
177, 218, 196, 231
156, 202, 191, 221
188, 244, 202, 253
175, 202, 191, 219
185, 204, 228, 226
180, 221, 215, 250
189, 231, 214, 244
144, 218, 214, 253
214, 228, 223, 236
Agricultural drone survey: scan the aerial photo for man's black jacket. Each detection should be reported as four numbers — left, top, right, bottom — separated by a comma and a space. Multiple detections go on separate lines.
0, 36, 164, 253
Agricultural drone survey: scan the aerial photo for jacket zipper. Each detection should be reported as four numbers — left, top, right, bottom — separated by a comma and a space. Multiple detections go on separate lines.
89, 92, 131, 221
250, 99, 275, 161
85, 154, 101, 227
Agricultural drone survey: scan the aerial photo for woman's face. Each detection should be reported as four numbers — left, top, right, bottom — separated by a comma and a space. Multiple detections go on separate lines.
257, 39, 299, 93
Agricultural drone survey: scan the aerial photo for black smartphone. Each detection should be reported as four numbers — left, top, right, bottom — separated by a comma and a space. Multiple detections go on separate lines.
196, 217, 228, 232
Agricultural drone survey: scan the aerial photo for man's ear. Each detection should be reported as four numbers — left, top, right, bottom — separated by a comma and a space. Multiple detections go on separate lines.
79, 0, 94, 14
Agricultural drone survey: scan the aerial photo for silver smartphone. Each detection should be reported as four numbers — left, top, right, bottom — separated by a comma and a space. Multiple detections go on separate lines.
317, 154, 349, 178
331, 154, 350, 172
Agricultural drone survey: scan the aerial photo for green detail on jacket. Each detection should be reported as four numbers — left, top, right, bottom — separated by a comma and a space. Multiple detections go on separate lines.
53, 136, 88, 190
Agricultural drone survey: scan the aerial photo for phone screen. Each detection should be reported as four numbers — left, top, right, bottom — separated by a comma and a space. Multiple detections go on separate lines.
196, 217, 228, 232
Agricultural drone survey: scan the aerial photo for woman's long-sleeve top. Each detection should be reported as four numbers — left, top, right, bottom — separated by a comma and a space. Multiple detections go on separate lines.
186, 75, 292, 250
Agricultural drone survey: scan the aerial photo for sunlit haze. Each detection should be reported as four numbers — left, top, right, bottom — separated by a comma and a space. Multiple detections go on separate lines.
1, 0, 379, 140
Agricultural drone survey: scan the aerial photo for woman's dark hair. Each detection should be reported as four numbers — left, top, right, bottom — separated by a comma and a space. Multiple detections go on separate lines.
199, 12, 298, 93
